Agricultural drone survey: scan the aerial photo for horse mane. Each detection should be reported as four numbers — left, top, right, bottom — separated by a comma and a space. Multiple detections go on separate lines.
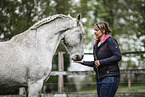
29, 14, 73, 30
10, 14, 73, 43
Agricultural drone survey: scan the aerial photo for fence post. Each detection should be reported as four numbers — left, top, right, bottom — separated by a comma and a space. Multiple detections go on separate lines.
58, 52, 65, 94
127, 71, 132, 93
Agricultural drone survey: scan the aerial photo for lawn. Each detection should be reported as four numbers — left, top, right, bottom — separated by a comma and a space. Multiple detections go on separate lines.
73, 84, 145, 94
117, 84, 145, 93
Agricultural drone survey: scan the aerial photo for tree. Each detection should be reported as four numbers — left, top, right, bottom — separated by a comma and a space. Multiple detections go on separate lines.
93, 0, 145, 48
0, 0, 19, 40
0, 0, 53, 40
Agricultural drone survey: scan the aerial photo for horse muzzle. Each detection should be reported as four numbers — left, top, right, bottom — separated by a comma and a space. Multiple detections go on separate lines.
71, 54, 84, 61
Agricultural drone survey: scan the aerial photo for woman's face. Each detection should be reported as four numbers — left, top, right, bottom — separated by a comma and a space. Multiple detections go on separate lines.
94, 26, 104, 39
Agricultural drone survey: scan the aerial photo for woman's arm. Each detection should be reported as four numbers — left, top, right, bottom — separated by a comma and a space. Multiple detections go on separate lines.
74, 61, 95, 67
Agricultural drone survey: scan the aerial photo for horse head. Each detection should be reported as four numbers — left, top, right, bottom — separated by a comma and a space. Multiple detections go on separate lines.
62, 13, 85, 61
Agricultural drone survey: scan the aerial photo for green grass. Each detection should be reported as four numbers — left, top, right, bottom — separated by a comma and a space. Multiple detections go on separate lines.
70, 84, 145, 93
117, 84, 145, 93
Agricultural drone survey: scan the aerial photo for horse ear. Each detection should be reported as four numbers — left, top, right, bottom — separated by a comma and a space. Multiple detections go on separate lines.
68, 14, 71, 17
76, 13, 81, 24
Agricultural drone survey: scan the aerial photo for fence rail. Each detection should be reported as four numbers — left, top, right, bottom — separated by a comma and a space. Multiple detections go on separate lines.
0, 51, 144, 97
84, 51, 145, 55
50, 69, 145, 76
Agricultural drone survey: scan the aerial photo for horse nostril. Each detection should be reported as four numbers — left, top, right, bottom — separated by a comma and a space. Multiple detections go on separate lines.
81, 55, 84, 59
76, 55, 80, 61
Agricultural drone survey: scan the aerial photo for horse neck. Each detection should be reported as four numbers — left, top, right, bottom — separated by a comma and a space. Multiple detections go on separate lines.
36, 19, 74, 55
11, 18, 74, 56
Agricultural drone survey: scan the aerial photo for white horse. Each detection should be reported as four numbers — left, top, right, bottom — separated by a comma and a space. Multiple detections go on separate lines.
0, 13, 84, 97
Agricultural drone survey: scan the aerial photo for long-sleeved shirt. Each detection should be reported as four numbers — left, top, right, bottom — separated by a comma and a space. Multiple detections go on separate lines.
82, 35, 122, 80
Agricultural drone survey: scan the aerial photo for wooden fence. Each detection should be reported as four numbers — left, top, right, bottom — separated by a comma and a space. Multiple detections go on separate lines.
0, 51, 145, 97
51, 51, 145, 93
47, 51, 145, 97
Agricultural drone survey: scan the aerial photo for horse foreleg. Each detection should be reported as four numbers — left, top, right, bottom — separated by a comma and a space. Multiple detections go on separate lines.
19, 87, 28, 97
28, 79, 44, 97
25, 86, 28, 97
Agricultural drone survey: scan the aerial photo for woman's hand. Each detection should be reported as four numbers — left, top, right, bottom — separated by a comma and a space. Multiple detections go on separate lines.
95, 60, 100, 68
74, 61, 84, 64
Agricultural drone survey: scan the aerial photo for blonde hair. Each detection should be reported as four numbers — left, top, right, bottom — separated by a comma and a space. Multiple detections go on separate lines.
94, 22, 112, 34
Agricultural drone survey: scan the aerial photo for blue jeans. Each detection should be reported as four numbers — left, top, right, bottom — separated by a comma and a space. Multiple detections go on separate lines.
96, 77, 120, 97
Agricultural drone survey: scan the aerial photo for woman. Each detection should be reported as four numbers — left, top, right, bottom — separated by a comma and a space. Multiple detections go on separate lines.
75, 22, 122, 97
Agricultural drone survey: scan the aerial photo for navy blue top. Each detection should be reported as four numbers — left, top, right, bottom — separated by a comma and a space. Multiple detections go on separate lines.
82, 35, 122, 80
